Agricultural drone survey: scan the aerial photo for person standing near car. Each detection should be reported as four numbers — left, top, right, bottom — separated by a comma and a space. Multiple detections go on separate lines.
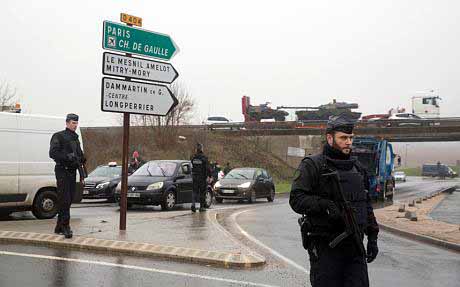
191, 143, 210, 212
289, 114, 379, 287
49, 113, 86, 239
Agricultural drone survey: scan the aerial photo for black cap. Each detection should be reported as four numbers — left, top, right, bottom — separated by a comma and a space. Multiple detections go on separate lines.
326, 114, 355, 134
66, 113, 79, 122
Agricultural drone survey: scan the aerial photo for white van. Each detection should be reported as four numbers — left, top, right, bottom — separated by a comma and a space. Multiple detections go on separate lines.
0, 112, 82, 219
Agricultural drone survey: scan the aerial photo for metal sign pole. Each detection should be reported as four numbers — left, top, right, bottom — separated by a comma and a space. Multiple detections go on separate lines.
119, 21, 135, 231
120, 112, 130, 231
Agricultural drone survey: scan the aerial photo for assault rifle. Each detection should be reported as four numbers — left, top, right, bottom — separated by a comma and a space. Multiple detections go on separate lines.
322, 171, 365, 255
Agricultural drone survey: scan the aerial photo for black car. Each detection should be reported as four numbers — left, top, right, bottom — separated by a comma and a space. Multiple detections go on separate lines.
83, 162, 122, 202
115, 160, 213, 211
214, 168, 275, 203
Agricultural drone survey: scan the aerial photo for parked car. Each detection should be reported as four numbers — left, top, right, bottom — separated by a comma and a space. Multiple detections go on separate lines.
83, 162, 122, 202
388, 113, 423, 120
214, 168, 275, 203
115, 160, 213, 210
422, 164, 458, 178
386, 113, 425, 127
394, 171, 407, 182
203, 116, 238, 130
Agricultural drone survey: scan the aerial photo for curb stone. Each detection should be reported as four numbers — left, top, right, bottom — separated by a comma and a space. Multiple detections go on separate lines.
0, 230, 265, 268
379, 223, 460, 253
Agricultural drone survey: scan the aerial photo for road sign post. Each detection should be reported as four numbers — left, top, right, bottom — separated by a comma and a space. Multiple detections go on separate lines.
102, 15, 179, 231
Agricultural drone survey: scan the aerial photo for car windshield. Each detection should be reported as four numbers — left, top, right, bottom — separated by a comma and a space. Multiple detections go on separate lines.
133, 161, 177, 177
224, 169, 255, 179
88, 166, 122, 178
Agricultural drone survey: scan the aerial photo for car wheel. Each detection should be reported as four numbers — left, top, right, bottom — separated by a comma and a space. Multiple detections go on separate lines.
161, 190, 176, 211
204, 190, 213, 208
32, 189, 58, 219
215, 197, 223, 203
248, 189, 256, 204
267, 188, 275, 202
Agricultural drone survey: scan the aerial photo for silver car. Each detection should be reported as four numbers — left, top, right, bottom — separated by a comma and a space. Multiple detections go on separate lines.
394, 171, 407, 182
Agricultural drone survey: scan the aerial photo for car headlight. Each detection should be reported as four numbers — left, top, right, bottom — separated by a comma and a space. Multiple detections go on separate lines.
214, 181, 221, 189
147, 182, 164, 190
96, 182, 110, 190
238, 182, 252, 189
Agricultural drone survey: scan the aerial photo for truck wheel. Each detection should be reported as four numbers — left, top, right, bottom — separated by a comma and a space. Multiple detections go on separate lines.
379, 187, 386, 202
32, 190, 59, 219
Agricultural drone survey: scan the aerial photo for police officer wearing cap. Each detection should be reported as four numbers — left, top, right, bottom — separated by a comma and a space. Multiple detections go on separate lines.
49, 113, 86, 238
190, 143, 210, 212
290, 114, 379, 287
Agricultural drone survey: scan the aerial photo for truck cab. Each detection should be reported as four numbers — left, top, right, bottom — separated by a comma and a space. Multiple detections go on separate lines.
411, 94, 441, 118
351, 137, 395, 202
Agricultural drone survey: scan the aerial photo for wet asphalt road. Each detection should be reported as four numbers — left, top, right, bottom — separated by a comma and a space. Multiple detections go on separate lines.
393, 177, 459, 201
0, 180, 459, 287
430, 189, 460, 225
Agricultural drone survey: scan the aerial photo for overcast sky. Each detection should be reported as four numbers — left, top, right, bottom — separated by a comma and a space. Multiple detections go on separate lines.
2, 0, 460, 126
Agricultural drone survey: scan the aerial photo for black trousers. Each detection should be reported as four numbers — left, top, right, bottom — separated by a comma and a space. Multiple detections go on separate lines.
308, 240, 369, 287
55, 167, 76, 224
192, 177, 206, 207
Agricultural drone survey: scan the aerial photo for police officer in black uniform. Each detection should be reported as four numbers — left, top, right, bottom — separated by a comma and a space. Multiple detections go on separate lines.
191, 143, 210, 212
290, 114, 379, 287
49, 113, 86, 238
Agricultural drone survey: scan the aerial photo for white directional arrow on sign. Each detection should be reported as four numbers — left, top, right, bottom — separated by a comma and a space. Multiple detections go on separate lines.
101, 77, 178, 116
103, 52, 179, 84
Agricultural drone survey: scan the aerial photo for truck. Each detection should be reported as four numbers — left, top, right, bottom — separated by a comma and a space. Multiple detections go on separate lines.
0, 112, 83, 219
411, 92, 441, 118
351, 137, 395, 201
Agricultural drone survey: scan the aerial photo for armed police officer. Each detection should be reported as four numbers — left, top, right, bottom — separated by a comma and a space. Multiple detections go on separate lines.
191, 143, 210, 212
49, 113, 86, 238
290, 114, 379, 287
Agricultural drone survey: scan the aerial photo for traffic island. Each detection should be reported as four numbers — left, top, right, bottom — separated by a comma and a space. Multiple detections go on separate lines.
0, 230, 265, 268
375, 186, 460, 252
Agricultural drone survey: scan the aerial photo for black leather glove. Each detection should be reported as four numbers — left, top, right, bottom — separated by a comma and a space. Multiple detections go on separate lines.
366, 239, 378, 263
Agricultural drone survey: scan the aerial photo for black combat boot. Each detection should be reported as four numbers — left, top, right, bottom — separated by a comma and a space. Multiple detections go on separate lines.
62, 223, 73, 239
54, 219, 63, 234
199, 207, 206, 212
191, 205, 196, 213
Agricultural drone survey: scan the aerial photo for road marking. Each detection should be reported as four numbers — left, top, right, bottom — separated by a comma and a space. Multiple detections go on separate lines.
0, 250, 278, 287
232, 207, 310, 274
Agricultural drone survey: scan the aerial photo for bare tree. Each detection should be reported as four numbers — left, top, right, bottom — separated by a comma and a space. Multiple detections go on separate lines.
116, 81, 196, 149
0, 80, 17, 111
129, 81, 195, 127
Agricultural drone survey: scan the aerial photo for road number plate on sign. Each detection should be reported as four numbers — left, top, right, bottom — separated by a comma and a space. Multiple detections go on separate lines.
127, 193, 140, 198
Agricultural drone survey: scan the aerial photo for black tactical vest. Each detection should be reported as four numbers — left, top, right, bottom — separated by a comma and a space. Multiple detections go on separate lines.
307, 154, 368, 233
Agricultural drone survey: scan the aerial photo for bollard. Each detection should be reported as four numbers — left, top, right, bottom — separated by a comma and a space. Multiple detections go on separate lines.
398, 204, 405, 212
408, 200, 415, 207
405, 211, 417, 221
